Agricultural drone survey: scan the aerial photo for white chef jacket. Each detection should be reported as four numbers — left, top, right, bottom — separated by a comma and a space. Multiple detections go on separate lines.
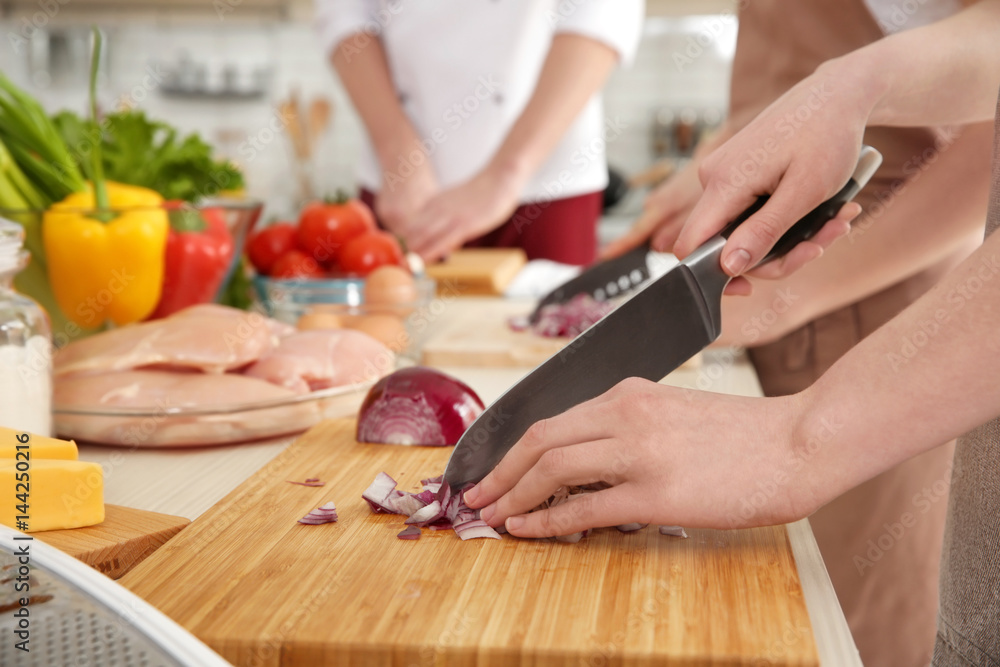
316, 0, 644, 204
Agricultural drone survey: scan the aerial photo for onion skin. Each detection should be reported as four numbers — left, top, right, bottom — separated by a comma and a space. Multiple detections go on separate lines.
356, 367, 485, 446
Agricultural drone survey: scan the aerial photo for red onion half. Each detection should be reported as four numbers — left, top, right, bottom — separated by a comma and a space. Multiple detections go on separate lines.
356, 367, 485, 446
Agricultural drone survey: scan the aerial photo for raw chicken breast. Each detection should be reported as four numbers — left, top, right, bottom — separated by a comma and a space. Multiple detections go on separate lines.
54, 370, 321, 447
243, 330, 393, 394
175, 304, 296, 338
54, 370, 297, 409
55, 306, 279, 377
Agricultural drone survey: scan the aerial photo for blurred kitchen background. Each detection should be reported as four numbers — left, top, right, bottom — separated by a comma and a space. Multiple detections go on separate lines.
0, 0, 737, 244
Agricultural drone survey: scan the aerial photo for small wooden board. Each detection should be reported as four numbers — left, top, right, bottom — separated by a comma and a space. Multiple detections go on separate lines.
426, 248, 527, 296
121, 419, 816, 666
35, 504, 189, 579
423, 298, 701, 368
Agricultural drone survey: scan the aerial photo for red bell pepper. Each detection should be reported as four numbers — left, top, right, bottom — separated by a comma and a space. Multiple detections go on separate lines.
149, 203, 235, 319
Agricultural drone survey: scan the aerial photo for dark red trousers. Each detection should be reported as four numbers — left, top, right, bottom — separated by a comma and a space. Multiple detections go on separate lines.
360, 189, 601, 266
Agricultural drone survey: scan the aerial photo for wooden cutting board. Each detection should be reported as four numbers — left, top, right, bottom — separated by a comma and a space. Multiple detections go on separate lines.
422, 298, 702, 369
426, 249, 527, 296
121, 419, 817, 666
35, 505, 189, 579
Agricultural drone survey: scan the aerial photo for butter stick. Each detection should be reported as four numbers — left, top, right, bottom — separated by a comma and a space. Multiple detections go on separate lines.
0, 459, 104, 532
0, 427, 78, 460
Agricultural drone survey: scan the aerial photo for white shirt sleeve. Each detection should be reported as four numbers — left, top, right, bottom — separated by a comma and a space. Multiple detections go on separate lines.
552, 0, 646, 67
314, 0, 380, 59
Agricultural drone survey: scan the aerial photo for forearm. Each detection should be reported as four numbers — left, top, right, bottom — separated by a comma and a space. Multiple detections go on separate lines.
717, 121, 993, 346
831, 0, 1000, 127
331, 36, 421, 170
793, 229, 1000, 505
487, 33, 618, 185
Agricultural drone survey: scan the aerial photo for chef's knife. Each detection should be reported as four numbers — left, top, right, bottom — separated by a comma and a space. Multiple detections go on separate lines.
528, 241, 653, 324
444, 146, 882, 490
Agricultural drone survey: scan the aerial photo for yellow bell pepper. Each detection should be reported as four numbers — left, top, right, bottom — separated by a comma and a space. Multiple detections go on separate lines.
43, 181, 168, 327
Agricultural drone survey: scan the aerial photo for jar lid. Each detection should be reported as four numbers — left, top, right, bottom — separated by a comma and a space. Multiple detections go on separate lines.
0, 218, 27, 273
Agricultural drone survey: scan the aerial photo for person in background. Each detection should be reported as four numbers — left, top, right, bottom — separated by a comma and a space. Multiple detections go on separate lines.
465, 2, 1000, 663
601, 2, 991, 664
315, 0, 644, 265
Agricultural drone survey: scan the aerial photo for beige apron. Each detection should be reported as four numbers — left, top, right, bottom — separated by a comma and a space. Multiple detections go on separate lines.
729, 3, 991, 665
931, 94, 1000, 667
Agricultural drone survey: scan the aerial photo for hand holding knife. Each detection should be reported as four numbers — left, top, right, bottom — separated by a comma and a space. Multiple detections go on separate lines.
444, 146, 883, 491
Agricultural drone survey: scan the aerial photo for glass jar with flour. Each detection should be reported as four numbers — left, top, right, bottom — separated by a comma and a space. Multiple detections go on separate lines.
0, 218, 52, 435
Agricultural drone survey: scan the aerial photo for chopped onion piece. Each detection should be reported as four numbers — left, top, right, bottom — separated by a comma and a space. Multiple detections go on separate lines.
362, 472, 402, 513
298, 501, 338, 525
288, 477, 325, 487
405, 500, 445, 525
519, 294, 615, 338
555, 531, 585, 543
356, 367, 485, 446
616, 523, 647, 533
454, 520, 502, 541
397, 526, 421, 540
659, 525, 688, 538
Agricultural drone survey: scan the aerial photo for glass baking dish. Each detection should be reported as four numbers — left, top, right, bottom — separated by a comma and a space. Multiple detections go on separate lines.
52, 380, 372, 448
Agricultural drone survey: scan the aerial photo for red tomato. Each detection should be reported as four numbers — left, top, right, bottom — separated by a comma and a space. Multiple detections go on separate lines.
270, 249, 327, 279
246, 223, 299, 275
297, 198, 375, 267
339, 231, 405, 276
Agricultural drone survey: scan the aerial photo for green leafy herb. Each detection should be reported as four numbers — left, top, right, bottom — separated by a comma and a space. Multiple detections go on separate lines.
54, 109, 244, 203
0, 71, 85, 205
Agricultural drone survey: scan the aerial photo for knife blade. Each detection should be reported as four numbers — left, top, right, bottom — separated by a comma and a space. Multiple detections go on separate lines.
527, 241, 653, 324
444, 146, 882, 490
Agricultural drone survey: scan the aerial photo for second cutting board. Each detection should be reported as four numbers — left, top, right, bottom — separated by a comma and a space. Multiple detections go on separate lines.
121, 419, 816, 666
422, 298, 701, 369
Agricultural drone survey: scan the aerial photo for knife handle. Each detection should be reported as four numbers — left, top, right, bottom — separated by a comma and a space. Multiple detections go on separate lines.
719, 145, 883, 266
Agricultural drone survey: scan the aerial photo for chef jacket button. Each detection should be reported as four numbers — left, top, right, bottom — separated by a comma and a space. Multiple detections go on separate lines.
494, 93, 503, 105
399, 92, 409, 104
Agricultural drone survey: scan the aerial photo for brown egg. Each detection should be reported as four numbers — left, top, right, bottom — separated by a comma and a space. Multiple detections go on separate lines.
348, 314, 409, 352
364, 265, 419, 316
297, 311, 343, 331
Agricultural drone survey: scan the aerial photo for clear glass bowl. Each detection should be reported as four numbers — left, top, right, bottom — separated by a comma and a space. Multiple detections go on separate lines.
253, 275, 437, 360
0, 199, 263, 340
